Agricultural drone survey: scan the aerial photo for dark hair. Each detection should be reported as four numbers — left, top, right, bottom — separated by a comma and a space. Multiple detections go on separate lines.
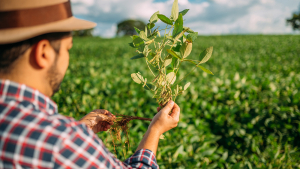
0, 32, 71, 74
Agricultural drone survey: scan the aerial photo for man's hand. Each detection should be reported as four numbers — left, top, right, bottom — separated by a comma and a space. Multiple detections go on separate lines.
136, 100, 180, 155
149, 100, 180, 135
79, 109, 116, 134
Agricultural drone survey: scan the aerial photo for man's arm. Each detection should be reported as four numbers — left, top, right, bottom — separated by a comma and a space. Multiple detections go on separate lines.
135, 100, 180, 156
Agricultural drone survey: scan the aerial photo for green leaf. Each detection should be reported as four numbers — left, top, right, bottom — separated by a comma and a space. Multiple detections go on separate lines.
166, 72, 176, 84
172, 13, 183, 37
221, 151, 228, 161
130, 54, 145, 60
139, 31, 148, 41
144, 83, 156, 90
173, 145, 184, 160
184, 82, 191, 90
174, 51, 181, 58
172, 57, 180, 68
180, 41, 192, 58
157, 14, 173, 25
232, 163, 241, 169
129, 42, 135, 48
239, 129, 246, 135
150, 11, 160, 23
131, 72, 144, 84
132, 35, 145, 51
167, 66, 173, 71
147, 23, 155, 30
179, 9, 189, 16
166, 67, 173, 74
246, 161, 253, 169
149, 52, 156, 57
134, 27, 140, 34
167, 49, 182, 60
198, 65, 214, 75
199, 46, 213, 64
201, 147, 217, 156
173, 42, 181, 52
274, 146, 280, 159
187, 32, 198, 42
164, 55, 173, 67
171, 0, 179, 21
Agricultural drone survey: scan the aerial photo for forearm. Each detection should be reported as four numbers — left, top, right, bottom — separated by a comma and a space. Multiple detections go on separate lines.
136, 127, 160, 156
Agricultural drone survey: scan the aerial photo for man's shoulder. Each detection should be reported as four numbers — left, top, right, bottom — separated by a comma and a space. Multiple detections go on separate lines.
0, 99, 90, 140
0, 96, 101, 168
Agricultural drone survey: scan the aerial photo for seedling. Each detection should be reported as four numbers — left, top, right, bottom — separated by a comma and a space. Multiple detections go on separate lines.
109, 0, 214, 156
129, 0, 213, 108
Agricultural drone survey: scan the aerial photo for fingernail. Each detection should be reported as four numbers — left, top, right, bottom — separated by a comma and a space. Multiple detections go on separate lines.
169, 100, 174, 104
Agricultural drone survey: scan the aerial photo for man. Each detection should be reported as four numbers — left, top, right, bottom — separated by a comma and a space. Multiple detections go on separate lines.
0, 0, 180, 168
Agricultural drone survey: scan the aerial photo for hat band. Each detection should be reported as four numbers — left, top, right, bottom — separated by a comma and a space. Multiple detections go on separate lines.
0, 1, 73, 29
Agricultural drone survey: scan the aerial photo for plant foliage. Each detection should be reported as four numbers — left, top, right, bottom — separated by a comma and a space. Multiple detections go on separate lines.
129, 0, 214, 108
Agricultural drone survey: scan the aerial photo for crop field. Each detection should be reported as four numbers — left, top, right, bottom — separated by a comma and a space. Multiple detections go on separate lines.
52, 35, 300, 168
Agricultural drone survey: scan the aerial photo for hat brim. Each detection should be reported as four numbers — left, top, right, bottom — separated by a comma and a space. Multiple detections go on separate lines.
0, 16, 96, 44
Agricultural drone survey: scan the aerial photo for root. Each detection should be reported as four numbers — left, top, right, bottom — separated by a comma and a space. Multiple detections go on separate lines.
108, 114, 152, 156
116, 114, 152, 122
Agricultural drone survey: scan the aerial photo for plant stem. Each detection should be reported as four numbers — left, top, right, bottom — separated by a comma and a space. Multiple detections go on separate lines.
146, 59, 156, 77
116, 114, 152, 122
169, 61, 182, 87
163, 25, 168, 39
168, 25, 174, 36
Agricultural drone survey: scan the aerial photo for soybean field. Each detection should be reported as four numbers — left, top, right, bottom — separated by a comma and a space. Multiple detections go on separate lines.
52, 35, 300, 168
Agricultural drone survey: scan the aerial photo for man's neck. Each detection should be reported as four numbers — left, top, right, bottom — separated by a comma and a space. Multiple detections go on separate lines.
0, 74, 52, 97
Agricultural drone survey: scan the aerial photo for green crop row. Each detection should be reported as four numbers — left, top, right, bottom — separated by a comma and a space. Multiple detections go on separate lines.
52, 35, 300, 168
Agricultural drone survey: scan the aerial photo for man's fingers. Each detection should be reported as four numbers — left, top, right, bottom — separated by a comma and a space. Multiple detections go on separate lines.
170, 103, 180, 121
106, 111, 113, 116
104, 124, 112, 131
103, 110, 115, 118
106, 119, 114, 125
106, 111, 116, 121
105, 124, 111, 129
161, 100, 175, 114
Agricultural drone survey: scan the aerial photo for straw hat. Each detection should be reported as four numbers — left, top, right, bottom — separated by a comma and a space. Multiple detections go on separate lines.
0, 0, 96, 44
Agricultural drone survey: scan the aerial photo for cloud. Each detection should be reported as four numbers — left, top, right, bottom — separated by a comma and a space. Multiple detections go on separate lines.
70, 0, 300, 37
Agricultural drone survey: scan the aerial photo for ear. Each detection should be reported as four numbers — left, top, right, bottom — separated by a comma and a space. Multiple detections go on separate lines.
32, 40, 57, 69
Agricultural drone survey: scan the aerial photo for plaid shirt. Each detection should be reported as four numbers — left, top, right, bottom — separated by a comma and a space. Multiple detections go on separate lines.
0, 80, 158, 169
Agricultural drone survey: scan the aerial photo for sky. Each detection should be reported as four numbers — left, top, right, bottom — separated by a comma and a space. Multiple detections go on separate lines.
71, 0, 300, 37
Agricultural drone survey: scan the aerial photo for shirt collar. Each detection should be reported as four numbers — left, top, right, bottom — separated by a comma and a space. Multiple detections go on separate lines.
0, 79, 58, 115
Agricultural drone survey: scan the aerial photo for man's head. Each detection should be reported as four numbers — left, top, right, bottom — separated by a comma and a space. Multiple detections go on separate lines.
0, 0, 96, 97
0, 32, 73, 96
